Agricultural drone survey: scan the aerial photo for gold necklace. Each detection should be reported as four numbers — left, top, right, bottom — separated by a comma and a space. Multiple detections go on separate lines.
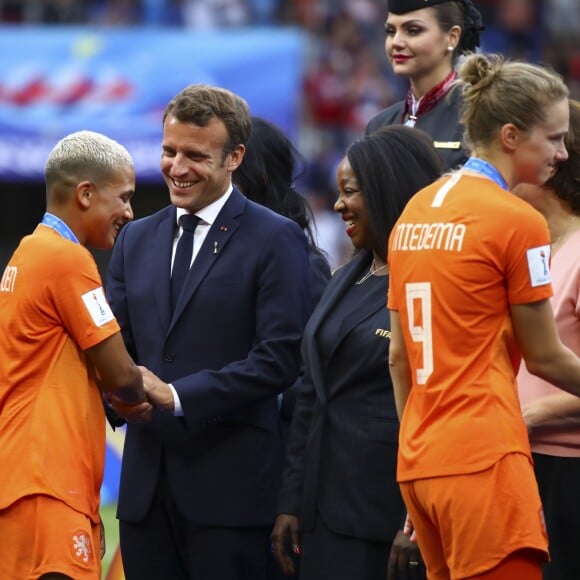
356, 262, 388, 285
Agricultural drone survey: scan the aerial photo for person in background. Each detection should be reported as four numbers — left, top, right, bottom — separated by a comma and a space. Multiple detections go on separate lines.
0, 131, 150, 580
515, 99, 580, 580
271, 125, 444, 580
482, 0, 544, 63
388, 53, 577, 579
366, 0, 484, 170
232, 115, 331, 448
106, 84, 310, 580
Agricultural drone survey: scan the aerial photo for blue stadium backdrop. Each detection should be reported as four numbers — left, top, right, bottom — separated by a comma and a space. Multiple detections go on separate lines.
0, 26, 305, 182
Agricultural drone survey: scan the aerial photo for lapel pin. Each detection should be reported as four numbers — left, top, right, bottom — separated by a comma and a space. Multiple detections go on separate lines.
213, 241, 219, 254
219, 226, 228, 232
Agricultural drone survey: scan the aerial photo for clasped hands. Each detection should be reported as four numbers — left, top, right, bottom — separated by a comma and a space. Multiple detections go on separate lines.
106, 366, 174, 423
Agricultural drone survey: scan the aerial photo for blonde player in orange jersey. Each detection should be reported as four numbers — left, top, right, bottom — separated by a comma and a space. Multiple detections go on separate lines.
388, 54, 580, 580
0, 131, 155, 580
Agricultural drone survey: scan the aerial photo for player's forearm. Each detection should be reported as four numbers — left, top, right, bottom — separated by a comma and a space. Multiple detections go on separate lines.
527, 346, 580, 398
523, 391, 580, 432
107, 364, 146, 404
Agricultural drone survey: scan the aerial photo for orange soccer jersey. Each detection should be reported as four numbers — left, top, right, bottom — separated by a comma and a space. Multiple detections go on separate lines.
0, 225, 120, 522
388, 173, 553, 482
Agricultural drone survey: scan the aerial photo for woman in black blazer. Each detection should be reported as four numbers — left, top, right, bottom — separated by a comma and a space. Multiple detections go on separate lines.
271, 125, 444, 580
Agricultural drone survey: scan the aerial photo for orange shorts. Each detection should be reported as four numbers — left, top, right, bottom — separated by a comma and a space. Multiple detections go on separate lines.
0, 494, 101, 580
400, 452, 549, 579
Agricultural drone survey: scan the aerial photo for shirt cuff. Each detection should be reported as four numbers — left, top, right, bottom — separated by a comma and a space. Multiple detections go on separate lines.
168, 383, 184, 416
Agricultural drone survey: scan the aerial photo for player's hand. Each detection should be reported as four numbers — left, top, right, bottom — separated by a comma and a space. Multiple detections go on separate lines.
271, 514, 300, 576
403, 512, 417, 542
105, 392, 153, 423
520, 402, 541, 435
138, 366, 175, 413
99, 518, 106, 560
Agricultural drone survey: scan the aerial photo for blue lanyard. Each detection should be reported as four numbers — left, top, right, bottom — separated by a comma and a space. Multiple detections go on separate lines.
463, 158, 509, 191
41, 212, 80, 244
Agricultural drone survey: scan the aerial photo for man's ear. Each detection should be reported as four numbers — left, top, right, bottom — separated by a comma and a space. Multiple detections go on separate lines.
500, 123, 520, 153
76, 180, 94, 209
227, 145, 246, 172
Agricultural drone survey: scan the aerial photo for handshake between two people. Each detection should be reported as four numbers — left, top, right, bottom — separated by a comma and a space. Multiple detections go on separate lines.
105, 366, 174, 424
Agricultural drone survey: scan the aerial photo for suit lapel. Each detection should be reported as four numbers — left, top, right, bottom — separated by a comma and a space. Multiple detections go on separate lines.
168, 189, 244, 331
326, 252, 387, 362
152, 208, 178, 329
329, 275, 387, 361
303, 252, 371, 401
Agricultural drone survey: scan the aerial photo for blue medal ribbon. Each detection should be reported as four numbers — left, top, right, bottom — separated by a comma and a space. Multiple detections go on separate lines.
41, 212, 80, 244
463, 158, 509, 191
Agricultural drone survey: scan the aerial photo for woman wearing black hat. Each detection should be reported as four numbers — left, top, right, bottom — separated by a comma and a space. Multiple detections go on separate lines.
366, 0, 484, 171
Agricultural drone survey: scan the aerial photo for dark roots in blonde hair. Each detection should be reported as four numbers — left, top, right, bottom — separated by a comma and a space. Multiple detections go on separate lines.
457, 53, 569, 152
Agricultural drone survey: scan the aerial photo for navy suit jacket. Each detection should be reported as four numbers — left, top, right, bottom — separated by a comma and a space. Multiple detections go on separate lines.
106, 187, 311, 527
277, 251, 404, 542
366, 87, 469, 171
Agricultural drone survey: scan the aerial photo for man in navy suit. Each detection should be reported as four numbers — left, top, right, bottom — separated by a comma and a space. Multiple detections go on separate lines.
106, 84, 310, 579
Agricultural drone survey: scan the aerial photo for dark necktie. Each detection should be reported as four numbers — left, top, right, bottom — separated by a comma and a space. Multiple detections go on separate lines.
171, 213, 200, 311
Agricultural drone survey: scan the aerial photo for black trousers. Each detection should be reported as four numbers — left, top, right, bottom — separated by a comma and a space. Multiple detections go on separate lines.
533, 451, 580, 580
119, 471, 276, 580
298, 512, 391, 580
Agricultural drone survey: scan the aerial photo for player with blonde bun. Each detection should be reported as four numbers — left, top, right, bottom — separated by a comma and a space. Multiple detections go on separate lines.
388, 54, 580, 579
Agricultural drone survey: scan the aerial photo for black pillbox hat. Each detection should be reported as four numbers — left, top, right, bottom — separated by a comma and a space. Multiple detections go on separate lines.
388, 0, 453, 15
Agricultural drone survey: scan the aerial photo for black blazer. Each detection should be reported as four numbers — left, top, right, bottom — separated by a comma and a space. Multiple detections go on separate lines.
366, 87, 469, 171
277, 251, 404, 542
106, 188, 311, 527
279, 248, 331, 447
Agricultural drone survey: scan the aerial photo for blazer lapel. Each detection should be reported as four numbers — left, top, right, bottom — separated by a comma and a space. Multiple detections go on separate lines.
327, 252, 387, 361
151, 207, 178, 330
168, 189, 244, 331
330, 275, 387, 359
303, 251, 371, 401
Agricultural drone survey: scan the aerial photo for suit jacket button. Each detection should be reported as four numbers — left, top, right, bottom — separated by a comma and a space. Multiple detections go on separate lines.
163, 353, 175, 362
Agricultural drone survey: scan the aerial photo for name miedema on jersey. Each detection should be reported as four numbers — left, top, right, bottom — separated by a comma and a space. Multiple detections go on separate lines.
391, 222, 466, 253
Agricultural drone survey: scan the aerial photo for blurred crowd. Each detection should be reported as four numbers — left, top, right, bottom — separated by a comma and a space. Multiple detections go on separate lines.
1, 0, 578, 268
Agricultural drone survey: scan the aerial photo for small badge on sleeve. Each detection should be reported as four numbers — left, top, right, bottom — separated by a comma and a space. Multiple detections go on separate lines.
526, 244, 551, 287
81, 287, 115, 326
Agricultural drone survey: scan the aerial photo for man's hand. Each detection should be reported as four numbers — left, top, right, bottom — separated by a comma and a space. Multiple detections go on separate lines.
139, 366, 175, 413
387, 529, 426, 580
271, 514, 300, 576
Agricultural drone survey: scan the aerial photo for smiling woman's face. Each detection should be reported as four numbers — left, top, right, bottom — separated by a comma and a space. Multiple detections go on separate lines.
333, 156, 372, 250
